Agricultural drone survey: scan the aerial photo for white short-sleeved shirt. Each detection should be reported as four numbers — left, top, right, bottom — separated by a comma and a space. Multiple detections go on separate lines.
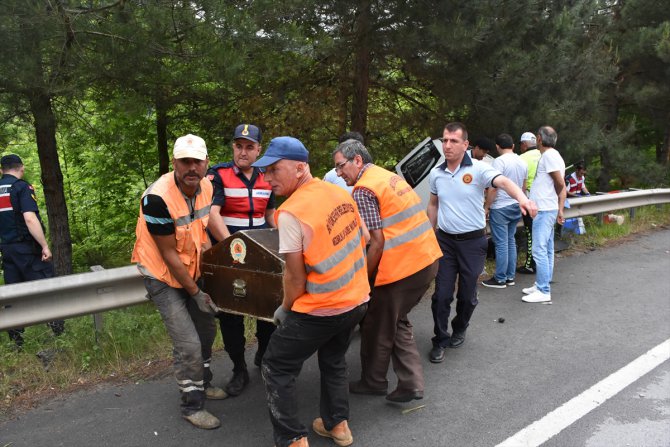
323, 168, 353, 193
491, 152, 527, 209
429, 154, 501, 233
529, 148, 565, 211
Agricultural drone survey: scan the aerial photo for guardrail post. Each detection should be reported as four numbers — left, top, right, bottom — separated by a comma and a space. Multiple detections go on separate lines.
89, 265, 105, 344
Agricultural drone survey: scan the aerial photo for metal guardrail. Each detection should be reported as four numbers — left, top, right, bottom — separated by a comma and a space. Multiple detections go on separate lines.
563, 188, 670, 219
0, 265, 147, 331
1, 188, 669, 331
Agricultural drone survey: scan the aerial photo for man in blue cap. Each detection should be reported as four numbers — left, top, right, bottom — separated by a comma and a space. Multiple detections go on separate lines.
0, 154, 64, 348
206, 124, 276, 397
254, 137, 370, 447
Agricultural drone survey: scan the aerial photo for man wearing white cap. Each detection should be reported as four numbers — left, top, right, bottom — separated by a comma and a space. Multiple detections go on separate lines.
132, 134, 227, 429
517, 131, 540, 274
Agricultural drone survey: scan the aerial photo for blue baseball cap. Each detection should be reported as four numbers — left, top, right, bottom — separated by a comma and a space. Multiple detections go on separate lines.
252, 137, 309, 167
234, 124, 262, 144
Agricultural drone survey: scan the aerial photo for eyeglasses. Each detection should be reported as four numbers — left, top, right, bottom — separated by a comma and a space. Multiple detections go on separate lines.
334, 159, 352, 172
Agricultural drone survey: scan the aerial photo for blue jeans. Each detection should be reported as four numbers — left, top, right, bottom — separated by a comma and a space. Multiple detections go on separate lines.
489, 204, 521, 282
531, 211, 557, 294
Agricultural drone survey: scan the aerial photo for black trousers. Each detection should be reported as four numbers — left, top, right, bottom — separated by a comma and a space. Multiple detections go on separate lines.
218, 312, 275, 371
431, 231, 488, 348
262, 303, 367, 447
1, 242, 64, 345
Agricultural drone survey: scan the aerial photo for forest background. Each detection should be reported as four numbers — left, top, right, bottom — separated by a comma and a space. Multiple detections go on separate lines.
0, 0, 668, 276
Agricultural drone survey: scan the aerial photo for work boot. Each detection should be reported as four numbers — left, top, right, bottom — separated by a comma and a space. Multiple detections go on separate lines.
312, 418, 353, 447
225, 369, 249, 396
287, 436, 309, 446
182, 410, 221, 429
205, 386, 228, 400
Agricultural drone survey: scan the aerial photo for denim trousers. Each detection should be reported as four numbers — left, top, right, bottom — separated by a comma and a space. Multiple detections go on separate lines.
531, 211, 557, 294
489, 204, 522, 282
144, 278, 217, 415
261, 303, 368, 447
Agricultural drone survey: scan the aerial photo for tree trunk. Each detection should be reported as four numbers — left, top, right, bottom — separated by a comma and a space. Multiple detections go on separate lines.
28, 90, 73, 276
656, 117, 669, 166
598, 71, 622, 192
156, 93, 170, 175
351, 0, 372, 138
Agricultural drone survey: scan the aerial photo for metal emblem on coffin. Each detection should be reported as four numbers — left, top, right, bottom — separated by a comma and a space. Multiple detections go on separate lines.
230, 238, 247, 264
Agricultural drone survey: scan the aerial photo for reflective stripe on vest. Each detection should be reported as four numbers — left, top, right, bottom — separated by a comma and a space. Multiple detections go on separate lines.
305, 230, 363, 274
306, 253, 366, 294
384, 219, 433, 251
223, 216, 265, 227
0, 176, 34, 244
278, 179, 369, 314
174, 204, 211, 227
0, 190, 11, 212
354, 165, 441, 285
217, 166, 271, 227
223, 187, 271, 199
131, 172, 212, 288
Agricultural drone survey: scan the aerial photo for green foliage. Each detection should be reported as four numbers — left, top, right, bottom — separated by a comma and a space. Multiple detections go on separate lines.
0, 1, 667, 271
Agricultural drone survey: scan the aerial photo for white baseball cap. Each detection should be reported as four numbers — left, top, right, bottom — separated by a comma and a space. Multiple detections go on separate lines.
173, 134, 208, 160
520, 132, 536, 144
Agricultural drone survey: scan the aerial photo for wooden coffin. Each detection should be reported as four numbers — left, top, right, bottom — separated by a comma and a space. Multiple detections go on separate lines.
201, 229, 284, 322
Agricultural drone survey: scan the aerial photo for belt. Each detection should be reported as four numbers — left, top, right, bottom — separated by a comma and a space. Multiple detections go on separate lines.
438, 228, 486, 241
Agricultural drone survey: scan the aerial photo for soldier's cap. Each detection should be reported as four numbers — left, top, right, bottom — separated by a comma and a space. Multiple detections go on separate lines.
234, 124, 262, 144
520, 132, 536, 144
173, 134, 208, 160
1, 154, 23, 167
252, 137, 309, 167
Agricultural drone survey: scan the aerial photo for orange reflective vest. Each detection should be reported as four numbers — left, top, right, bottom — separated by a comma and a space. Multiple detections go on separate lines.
131, 172, 212, 288
277, 179, 370, 314
354, 165, 441, 286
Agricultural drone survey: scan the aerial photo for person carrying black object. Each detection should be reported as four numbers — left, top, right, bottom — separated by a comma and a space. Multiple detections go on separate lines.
254, 137, 369, 447
206, 123, 277, 397
131, 134, 227, 430
0, 154, 64, 348
333, 139, 441, 403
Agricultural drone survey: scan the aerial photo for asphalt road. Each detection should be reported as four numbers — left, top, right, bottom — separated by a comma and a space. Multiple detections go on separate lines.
1, 229, 669, 447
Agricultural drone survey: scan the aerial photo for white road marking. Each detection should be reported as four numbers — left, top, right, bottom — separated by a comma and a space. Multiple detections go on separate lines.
496, 338, 670, 447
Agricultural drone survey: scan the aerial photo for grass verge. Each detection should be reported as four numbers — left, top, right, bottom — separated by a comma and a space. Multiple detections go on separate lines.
0, 302, 257, 421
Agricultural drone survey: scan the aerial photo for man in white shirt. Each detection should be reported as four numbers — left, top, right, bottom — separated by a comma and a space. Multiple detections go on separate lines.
522, 126, 566, 303
482, 134, 528, 289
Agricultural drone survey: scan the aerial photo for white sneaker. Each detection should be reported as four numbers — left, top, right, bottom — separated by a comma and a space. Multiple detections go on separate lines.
522, 290, 551, 303
522, 285, 537, 295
